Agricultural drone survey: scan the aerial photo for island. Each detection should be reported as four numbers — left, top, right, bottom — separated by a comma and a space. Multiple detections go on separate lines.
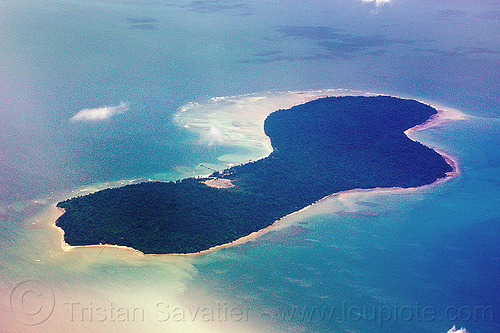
55, 96, 453, 254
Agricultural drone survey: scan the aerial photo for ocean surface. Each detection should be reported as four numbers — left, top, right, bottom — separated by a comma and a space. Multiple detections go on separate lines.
0, 0, 499, 332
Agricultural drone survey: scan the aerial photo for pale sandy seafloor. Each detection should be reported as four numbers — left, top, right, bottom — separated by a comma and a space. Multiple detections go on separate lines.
0, 89, 469, 333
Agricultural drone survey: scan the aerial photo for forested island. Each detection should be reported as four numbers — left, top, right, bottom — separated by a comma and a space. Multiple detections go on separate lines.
56, 96, 452, 254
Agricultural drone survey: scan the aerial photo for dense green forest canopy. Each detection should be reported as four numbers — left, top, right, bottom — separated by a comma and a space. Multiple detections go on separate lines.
56, 96, 452, 254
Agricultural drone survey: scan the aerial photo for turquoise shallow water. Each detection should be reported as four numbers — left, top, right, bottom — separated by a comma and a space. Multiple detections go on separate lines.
0, 0, 499, 332
187, 115, 500, 333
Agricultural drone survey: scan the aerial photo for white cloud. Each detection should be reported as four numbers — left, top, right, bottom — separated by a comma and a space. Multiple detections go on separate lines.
70, 102, 130, 122
362, 0, 392, 6
447, 326, 468, 333
200, 125, 226, 146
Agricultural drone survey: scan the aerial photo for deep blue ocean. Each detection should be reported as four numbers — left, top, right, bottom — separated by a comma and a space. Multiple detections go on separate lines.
0, 0, 499, 332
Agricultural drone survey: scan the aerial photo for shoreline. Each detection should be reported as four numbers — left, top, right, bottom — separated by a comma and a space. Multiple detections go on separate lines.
53, 207, 148, 256
52, 92, 464, 258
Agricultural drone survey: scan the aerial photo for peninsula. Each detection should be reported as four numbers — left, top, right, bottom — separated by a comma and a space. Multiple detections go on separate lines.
56, 96, 453, 254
